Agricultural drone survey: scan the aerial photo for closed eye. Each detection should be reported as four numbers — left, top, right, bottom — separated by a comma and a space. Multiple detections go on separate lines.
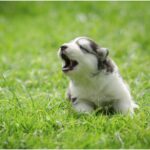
76, 40, 97, 56
75, 40, 89, 53
77, 44, 97, 57
78, 45, 90, 53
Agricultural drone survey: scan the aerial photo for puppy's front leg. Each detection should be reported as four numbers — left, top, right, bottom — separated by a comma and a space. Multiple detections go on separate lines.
73, 100, 95, 113
67, 90, 95, 113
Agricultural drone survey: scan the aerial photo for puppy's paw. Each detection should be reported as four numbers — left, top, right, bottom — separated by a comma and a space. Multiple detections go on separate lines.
73, 101, 95, 114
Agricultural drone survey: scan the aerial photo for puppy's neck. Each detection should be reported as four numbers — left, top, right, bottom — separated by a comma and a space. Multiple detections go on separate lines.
69, 72, 100, 87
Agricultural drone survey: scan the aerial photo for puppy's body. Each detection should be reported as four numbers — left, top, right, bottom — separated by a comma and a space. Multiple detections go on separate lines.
58, 37, 138, 115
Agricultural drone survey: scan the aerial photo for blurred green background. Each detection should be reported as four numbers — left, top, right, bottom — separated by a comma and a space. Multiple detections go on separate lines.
0, 2, 150, 149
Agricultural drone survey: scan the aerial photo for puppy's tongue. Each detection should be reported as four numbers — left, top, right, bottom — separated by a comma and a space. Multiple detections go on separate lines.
62, 61, 73, 72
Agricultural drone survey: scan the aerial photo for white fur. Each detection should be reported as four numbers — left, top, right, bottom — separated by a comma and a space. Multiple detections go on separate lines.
59, 37, 138, 115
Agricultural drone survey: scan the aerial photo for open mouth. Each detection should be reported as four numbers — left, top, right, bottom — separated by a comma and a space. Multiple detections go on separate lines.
61, 53, 78, 72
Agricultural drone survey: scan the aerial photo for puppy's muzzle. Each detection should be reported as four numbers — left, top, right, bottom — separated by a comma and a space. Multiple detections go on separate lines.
59, 45, 78, 73
60, 45, 68, 52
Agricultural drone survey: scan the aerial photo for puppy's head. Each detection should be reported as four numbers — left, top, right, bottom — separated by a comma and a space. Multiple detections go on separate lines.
58, 37, 109, 76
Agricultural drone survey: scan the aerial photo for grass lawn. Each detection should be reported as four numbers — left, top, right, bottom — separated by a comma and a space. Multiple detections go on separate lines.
0, 1, 150, 149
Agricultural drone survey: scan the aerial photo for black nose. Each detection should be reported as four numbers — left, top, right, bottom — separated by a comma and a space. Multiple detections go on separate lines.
60, 45, 68, 51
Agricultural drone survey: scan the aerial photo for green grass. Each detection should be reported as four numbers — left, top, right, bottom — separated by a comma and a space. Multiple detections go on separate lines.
0, 1, 150, 149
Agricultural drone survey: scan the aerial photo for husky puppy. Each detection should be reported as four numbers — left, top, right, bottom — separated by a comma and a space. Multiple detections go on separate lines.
58, 37, 138, 115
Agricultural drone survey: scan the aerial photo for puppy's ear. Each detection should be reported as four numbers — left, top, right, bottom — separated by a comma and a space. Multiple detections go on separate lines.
97, 47, 109, 61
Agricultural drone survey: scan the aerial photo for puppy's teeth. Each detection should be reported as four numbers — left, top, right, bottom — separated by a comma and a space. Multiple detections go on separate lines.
62, 67, 70, 71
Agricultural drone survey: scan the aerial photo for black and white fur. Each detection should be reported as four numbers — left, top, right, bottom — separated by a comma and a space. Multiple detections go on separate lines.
58, 37, 138, 115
